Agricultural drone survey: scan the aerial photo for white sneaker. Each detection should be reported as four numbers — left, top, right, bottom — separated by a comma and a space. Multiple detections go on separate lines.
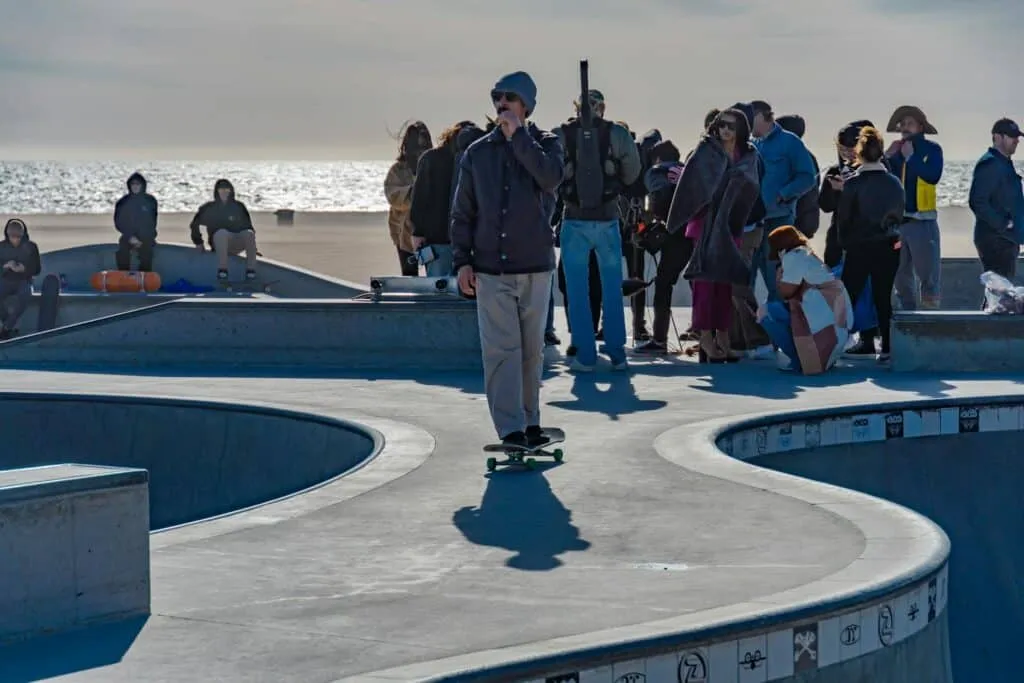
569, 359, 595, 373
747, 345, 775, 360
611, 359, 630, 372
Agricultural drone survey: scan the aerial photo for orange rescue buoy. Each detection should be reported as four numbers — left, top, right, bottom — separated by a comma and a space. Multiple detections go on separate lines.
90, 270, 162, 293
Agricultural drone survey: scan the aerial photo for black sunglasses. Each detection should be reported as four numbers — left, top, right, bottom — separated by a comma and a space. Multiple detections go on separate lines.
491, 91, 521, 103
717, 120, 736, 131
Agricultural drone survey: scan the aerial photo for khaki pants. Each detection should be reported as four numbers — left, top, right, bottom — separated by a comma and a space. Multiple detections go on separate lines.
730, 226, 771, 350
475, 271, 553, 439
213, 229, 257, 270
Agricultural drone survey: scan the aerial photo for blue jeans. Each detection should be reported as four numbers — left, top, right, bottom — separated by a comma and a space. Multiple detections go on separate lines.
759, 301, 801, 372
560, 218, 626, 365
424, 244, 454, 277
752, 216, 792, 302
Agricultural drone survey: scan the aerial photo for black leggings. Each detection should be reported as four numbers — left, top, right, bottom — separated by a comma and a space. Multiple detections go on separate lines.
650, 230, 695, 343
622, 235, 647, 334
841, 242, 899, 353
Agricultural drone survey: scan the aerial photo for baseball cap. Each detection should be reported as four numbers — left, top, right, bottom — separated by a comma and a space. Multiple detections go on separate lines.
992, 118, 1022, 138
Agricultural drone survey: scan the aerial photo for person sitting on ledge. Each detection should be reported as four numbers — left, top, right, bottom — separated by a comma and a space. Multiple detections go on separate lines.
114, 172, 158, 272
0, 219, 41, 339
189, 178, 259, 281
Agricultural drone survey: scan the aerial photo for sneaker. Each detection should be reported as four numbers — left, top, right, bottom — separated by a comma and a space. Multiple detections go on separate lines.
217, 269, 229, 281
746, 344, 775, 360
245, 270, 257, 281
566, 344, 578, 357
611, 358, 630, 372
633, 328, 651, 343
525, 425, 548, 447
544, 331, 561, 346
569, 358, 595, 373
634, 339, 668, 355
501, 431, 528, 448
843, 338, 876, 359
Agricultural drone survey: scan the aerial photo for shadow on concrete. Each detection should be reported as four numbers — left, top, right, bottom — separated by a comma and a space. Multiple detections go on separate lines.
688, 362, 868, 400
452, 472, 590, 571
548, 373, 667, 421
0, 615, 147, 682
869, 374, 959, 398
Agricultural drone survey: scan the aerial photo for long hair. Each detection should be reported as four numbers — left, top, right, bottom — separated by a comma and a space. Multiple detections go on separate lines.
710, 108, 751, 149
437, 120, 475, 149
397, 121, 432, 163
768, 225, 812, 261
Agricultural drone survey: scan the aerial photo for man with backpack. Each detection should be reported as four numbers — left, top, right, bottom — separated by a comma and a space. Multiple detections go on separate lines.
553, 89, 641, 372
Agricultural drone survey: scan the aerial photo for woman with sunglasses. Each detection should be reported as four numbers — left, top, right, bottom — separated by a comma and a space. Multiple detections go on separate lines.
666, 108, 762, 362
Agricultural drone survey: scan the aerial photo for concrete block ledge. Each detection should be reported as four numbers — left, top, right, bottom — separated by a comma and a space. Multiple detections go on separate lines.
0, 464, 151, 642
891, 310, 1024, 372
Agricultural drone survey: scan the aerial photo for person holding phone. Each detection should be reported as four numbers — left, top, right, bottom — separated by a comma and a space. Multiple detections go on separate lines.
450, 71, 565, 448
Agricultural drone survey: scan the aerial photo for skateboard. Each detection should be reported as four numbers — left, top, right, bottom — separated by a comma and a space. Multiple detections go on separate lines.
36, 274, 61, 332
216, 278, 277, 294
483, 428, 565, 472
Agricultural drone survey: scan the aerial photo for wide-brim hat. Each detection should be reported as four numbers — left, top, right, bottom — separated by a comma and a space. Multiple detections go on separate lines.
886, 105, 938, 135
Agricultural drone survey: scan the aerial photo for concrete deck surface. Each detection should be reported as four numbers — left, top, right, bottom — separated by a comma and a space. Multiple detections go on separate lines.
0, 341, 1014, 680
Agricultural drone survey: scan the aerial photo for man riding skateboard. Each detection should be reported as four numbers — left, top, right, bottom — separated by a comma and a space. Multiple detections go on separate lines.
450, 70, 565, 448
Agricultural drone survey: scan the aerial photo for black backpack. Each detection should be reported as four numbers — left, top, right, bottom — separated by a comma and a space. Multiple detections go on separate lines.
559, 118, 617, 209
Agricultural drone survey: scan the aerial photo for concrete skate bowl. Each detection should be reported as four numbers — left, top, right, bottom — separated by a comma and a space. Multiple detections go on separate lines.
722, 396, 1024, 683
0, 392, 378, 530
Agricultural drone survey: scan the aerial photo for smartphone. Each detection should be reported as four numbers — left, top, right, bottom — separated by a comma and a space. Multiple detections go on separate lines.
417, 245, 437, 266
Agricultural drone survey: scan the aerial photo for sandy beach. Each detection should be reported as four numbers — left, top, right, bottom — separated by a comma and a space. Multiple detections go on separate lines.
0, 207, 982, 286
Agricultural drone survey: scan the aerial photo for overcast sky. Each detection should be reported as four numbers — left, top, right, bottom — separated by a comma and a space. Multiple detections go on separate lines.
1, 0, 1020, 161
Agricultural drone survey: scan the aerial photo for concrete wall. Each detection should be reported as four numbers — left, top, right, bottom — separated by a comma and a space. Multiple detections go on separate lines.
0, 464, 150, 642
890, 311, 1024, 372
0, 298, 483, 372
39, 242, 367, 299
0, 395, 377, 530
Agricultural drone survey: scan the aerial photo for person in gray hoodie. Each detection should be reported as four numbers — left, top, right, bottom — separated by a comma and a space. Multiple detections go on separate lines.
0, 219, 41, 338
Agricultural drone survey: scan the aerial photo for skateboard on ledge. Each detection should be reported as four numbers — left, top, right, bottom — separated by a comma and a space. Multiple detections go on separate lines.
483, 427, 565, 472
216, 277, 277, 294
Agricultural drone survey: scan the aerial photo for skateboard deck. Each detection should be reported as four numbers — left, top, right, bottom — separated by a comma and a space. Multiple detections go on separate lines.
483, 427, 565, 471
36, 274, 61, 332
216, 278, 277, 294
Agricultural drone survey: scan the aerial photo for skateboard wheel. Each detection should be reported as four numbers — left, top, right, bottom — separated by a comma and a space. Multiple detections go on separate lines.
486, 457, 497, 472
552, 449, 564, 463
525, 458, 537, 470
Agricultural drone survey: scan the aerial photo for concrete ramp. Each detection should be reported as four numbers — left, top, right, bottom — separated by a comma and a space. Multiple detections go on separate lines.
755, 424, 1020, 682
0, 298, 482, 371
40, 242, 368, 298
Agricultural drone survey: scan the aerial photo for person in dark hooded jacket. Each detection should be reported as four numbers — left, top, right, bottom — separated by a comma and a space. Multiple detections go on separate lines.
776, 115, 820, 238
113, 172, 158, 272
409, 120, 483, 277
189, 179, 258, 280
0, 219, 41, 338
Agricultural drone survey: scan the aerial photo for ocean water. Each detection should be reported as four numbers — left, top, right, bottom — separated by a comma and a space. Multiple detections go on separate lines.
0, 159, 1019, 215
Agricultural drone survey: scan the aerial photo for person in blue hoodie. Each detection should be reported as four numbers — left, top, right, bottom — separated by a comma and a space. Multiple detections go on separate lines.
885, 105, 944, 309
113, 172, 158, 272
744, 101, 817, 301
969, 118, 1024, 280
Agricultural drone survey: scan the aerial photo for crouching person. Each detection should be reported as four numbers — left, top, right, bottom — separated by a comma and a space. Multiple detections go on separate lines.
451, 71, 565, 448
758, 226, 852, 374
0, 219, 41, 339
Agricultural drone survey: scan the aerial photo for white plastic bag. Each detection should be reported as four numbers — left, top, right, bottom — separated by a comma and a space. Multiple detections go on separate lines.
981, 271, 1024, 314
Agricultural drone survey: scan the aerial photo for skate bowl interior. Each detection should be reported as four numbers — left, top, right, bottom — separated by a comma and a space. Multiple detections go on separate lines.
0, 392, 378, 530
726, 396, 1024, 683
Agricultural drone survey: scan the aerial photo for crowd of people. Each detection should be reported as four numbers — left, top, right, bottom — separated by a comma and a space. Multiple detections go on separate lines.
386, 69, 1024, 447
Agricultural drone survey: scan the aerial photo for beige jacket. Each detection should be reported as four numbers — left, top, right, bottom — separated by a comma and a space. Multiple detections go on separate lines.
384, 162, 416, 252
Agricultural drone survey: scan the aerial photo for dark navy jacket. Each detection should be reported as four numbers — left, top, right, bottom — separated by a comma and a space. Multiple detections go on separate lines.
450, 123, 565, 275
969, 148, 1024, 245
114, 172, 159, 242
